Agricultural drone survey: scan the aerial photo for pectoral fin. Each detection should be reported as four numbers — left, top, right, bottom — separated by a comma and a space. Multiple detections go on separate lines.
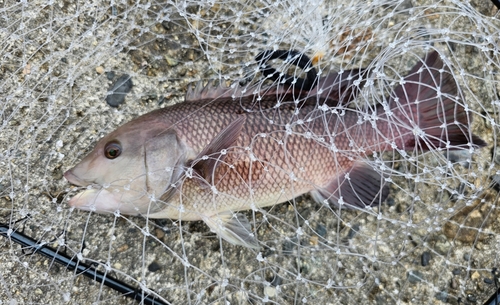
311, 162, 389, 209
204, 212, 260, 249
191, 116, 246, 182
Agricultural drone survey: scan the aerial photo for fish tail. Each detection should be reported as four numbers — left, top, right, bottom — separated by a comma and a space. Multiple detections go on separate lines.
389, 51, 486, 150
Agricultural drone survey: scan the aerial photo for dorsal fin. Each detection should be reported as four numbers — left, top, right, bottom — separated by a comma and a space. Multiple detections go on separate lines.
185, 49, 371, 107
185, 79, 289, 103
184, 68, 370, 107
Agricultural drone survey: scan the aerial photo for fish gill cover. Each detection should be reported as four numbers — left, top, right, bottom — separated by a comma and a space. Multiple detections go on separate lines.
0, 0, 499, 304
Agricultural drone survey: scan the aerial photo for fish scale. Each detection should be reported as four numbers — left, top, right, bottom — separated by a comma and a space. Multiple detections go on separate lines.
64, 51, 486, 248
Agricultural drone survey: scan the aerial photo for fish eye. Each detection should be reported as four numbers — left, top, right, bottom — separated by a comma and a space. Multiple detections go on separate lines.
104, 141, 122, 159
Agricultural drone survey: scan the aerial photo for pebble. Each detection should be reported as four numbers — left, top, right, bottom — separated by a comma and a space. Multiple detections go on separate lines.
407, 270, 425, 283
434, 291, 448, 302
434, 234, 451, 255
315, 224, 327, 238
463, 253, 471, 261
157, 95, 166, 105
155, 228, 165, 239
148, 261, 162, 272
106, 71, 116, 80
264, 286, 277, 298
164, 55, 178, 66
271, 275, 282, 287
283, 237, 298, 255
421, 251, 431, 266
105, 74, 133, 107
466, 293, 477, 302
471, 271, 480, 280
452, 268, 462, 275
309, 235, 318, 246
444, 150, 471, 167
95, 66, 104, 74
347, 224, 360, 239
117, 244, 129, 252
484, 278, 494, 284
385, 197, 395, 206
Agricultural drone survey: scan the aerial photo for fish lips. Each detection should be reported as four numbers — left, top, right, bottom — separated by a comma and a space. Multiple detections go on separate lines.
65, 170, 141, 215
65, 170, 107, 212
64, 169, 91, 187
68, 188, 142, 215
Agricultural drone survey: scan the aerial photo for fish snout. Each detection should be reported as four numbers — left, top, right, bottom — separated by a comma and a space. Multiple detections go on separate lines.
64, 169, 88, 187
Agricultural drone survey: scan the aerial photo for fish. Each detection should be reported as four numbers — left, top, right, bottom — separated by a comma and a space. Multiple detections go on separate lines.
64, 51, 486, 248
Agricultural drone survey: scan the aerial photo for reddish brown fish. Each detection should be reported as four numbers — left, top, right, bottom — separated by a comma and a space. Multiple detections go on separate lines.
65, 51, 485, 248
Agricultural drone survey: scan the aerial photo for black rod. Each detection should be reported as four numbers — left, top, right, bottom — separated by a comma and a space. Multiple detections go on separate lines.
491, 0, 500, 10
0, 223, 169, 305
484, 292, 499, 305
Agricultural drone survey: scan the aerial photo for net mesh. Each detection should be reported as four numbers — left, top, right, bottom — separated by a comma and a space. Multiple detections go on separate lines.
1, 0, 500, 304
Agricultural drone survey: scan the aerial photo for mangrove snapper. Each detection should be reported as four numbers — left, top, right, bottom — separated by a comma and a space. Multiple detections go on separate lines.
65, 51, 486, 248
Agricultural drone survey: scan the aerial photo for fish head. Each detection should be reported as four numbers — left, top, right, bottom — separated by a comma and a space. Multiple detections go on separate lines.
65, 116, 187, 215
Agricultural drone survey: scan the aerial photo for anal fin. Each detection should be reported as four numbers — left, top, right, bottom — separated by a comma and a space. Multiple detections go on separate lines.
204, 212, 260, 249
311, 162, 389, 209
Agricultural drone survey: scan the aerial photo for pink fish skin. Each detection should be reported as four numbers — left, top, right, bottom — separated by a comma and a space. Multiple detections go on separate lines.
65, 51, 485, 248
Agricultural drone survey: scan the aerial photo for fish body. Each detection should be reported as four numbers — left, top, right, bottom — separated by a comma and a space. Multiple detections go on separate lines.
65, 51, 485, 248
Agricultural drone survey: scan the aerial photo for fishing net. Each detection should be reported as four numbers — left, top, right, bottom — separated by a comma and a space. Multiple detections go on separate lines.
1, 0, 500, 304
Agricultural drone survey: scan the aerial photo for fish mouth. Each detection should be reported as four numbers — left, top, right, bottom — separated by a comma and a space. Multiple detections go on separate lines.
64, 169, 93, 187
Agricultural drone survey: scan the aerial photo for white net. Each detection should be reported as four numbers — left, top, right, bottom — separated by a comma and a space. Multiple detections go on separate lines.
1, 0, 500, 304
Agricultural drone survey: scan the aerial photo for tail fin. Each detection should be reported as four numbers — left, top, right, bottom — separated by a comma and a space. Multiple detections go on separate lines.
389, 51, 486, 150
